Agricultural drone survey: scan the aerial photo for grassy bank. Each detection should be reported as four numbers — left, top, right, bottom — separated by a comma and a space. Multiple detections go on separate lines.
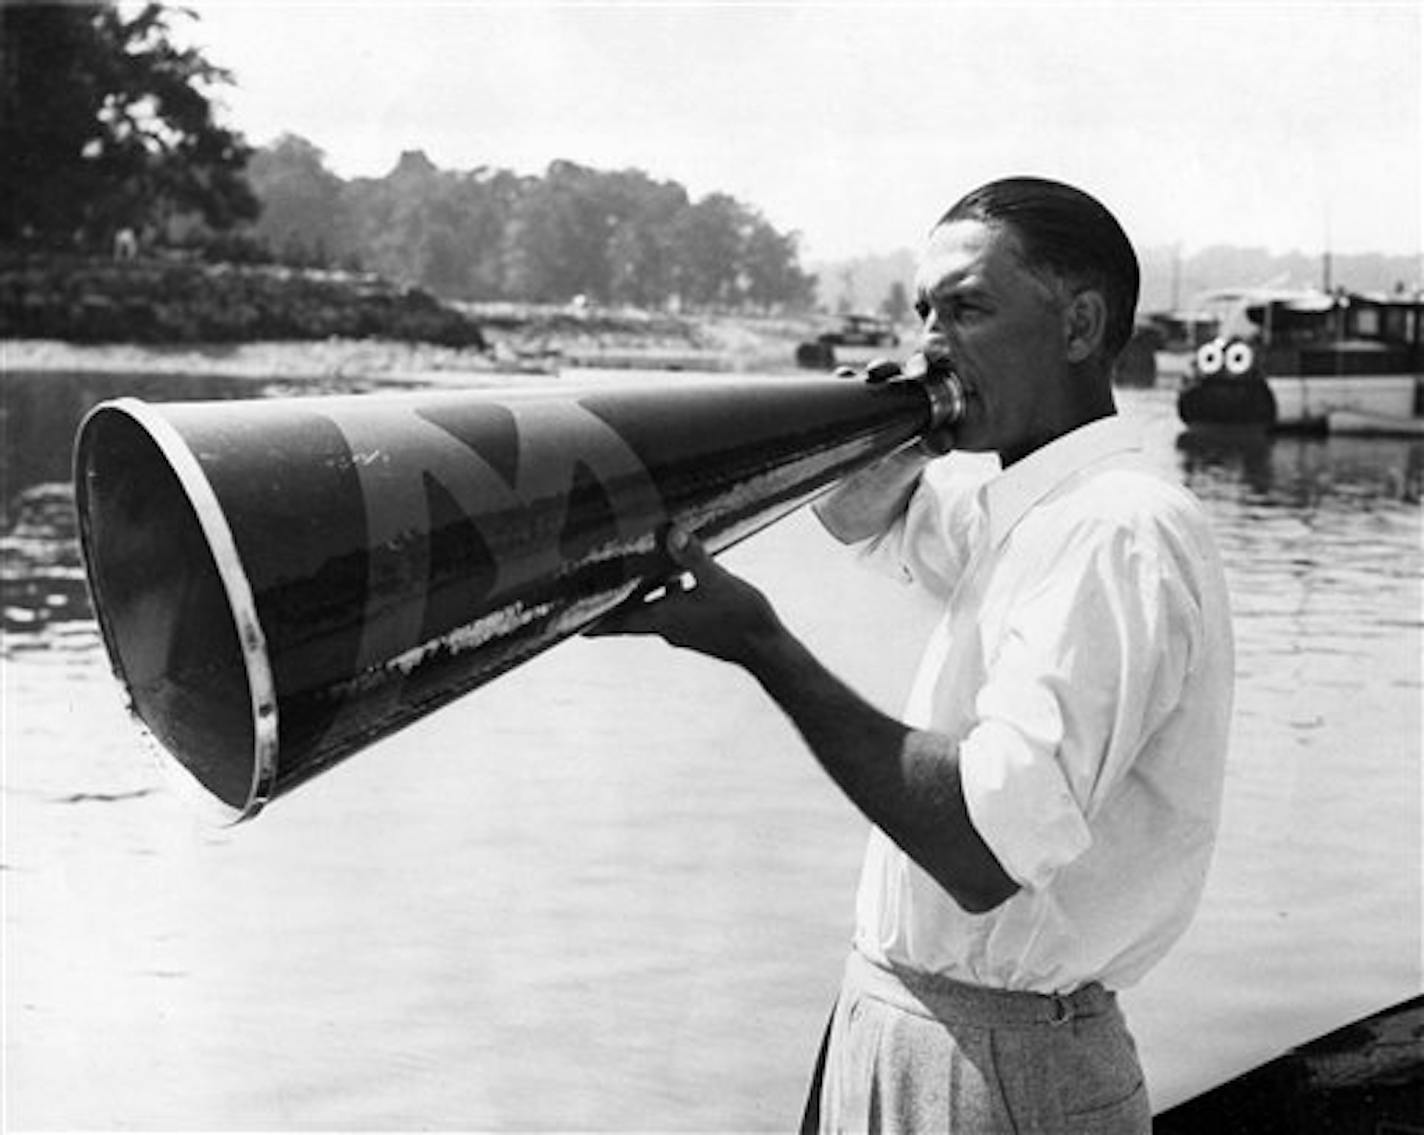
0, 253, 826, 379
3, 311, 823, 381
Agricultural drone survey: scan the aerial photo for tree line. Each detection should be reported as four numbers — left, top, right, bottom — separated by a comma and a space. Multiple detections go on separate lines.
1, 2, 817, 313
242, 139, 817, 311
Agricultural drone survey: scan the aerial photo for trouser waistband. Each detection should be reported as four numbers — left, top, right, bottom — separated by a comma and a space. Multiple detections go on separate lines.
845, 948, 1116, 1028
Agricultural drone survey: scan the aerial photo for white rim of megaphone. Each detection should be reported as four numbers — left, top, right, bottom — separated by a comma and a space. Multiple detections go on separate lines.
1196, 340, 1225, 375
107, 398, 279, 824
1224, 341, 1255, 375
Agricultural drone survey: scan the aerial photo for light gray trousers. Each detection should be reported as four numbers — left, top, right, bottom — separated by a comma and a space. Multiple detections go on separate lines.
802, 951, 1151, 1134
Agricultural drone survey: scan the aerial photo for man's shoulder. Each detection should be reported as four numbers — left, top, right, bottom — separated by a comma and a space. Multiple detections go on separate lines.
1076, 457, 1204, 518
1048, 460, 1216, 555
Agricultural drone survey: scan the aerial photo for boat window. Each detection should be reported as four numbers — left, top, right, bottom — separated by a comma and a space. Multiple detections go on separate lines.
1350, 305, 1381, 339
1381, 305, 1415, 343
1267, 302, 1334, 346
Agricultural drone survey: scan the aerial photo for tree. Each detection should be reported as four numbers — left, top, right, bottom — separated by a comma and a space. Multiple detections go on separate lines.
605, 176, 686, 308
670, 193, 746, 308
0, 1, 257, 250
881, 280, 911, 324
500, 171, 580, 302
742, 218, 815, 313
244, 134, 351, 267
608, 221, 668, 308
451, 167, 524, 300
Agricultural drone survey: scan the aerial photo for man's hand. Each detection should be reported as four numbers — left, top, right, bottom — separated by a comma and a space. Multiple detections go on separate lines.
586, 526, 784, 668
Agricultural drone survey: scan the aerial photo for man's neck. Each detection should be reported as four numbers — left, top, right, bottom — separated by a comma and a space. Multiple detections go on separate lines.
999, 401, 1117, 468
996, 373, 1116, 469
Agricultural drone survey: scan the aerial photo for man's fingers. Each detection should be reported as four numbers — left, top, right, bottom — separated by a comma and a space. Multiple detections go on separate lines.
583, 608, 633, 637
585, 566, 697, 639
667, 529, 746, 598
664, 524, 712, 574
585, 588, 673, 637
584, 526, 711, 640
660, 571, 696, 597
865, 358, 903, 384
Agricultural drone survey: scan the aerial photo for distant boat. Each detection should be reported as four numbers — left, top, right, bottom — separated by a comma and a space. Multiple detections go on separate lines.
1176, 288, 1424, 432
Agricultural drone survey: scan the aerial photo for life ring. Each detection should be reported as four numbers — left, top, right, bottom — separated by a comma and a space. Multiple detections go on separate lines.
1224, 341, 1255, 376
1196, 340, 1225, 376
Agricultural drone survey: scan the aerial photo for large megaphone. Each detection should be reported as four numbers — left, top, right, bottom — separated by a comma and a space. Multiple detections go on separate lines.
74, 364, 963, 821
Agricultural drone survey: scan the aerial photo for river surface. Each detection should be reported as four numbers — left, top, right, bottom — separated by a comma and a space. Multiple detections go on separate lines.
3, 371, 1420, 1130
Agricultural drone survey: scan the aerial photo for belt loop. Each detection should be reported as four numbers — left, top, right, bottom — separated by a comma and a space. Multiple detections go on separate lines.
1049, 993, 1074, 1027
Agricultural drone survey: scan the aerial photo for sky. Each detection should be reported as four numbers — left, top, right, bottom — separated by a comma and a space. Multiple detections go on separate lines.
173, 0, 1422, 264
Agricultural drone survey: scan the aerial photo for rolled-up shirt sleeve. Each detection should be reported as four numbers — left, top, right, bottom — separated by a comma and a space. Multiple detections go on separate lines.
958, 519, 1200, 891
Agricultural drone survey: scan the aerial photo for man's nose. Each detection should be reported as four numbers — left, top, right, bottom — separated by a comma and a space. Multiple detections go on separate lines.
920, 330, 953, 365
919, 308, 949, 345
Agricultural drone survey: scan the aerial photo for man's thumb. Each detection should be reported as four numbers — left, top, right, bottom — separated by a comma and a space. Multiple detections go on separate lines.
664, 524, 708, 572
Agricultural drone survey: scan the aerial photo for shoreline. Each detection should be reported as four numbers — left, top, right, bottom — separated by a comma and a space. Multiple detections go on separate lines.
2, 313, 820, 382
1, 337, 509, 381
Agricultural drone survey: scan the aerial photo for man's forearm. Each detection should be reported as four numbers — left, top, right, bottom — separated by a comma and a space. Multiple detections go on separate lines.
740, 625, 1018, 914
813, 448, 930, 545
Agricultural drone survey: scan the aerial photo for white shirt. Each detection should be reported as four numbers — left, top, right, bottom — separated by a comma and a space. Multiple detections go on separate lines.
851, 416, 1233, 993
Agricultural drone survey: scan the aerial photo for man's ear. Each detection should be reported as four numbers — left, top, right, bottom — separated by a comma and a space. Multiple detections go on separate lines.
1063, 289, 1108, 362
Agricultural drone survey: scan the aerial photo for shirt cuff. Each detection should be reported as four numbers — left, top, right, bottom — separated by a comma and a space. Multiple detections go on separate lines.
959, 719, 1092, 891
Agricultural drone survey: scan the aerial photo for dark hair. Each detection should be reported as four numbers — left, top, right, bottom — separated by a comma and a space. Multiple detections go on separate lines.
937, 177, 1140, 357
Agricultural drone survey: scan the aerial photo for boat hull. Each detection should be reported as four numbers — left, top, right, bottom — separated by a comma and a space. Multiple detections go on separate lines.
1153, 995, 1424, 1134
1266, 373, 1418, 429
1177, 375, 1278, 429
1179, 373, 1421, 432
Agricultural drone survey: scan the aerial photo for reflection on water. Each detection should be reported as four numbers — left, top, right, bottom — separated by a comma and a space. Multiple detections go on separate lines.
2, 482, 89, 642
1173, 427, 1422, 707
3, 375, 1420, 1127
1176, 427, 1423, 508
1, 370, 405, 645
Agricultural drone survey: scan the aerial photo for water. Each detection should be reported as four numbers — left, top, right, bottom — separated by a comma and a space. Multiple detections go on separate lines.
3, 371, 1420, 1130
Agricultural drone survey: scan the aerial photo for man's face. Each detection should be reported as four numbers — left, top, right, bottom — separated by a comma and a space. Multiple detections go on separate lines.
914, 219, 1072, 463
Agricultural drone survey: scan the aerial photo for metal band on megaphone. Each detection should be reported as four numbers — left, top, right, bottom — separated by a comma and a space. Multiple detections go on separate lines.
845, 351, 966, 435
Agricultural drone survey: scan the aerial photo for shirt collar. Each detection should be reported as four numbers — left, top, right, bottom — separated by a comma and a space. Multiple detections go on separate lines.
980, 415, 1141, 549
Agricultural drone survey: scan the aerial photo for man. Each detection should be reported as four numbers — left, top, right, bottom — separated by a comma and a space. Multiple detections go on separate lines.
594, 177, 1234, 1132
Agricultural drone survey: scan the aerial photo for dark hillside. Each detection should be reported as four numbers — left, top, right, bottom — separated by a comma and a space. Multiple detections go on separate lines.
0, 253, 487, 347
